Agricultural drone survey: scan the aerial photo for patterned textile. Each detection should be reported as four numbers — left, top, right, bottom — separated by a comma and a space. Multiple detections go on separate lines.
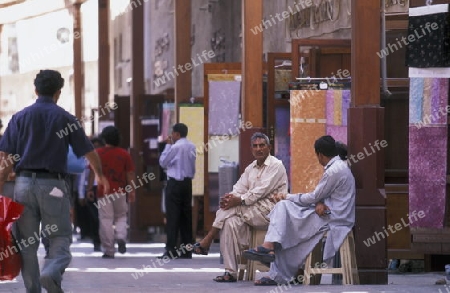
179, 106, 204, 196
290, 89, 350, 193
290, 90, 326, 193
408, 77, 449, 228
274, 69, 292, 92
326, 89, 350, 143
407, 6, 450, 228
406, 4, 450, 68
409, 126, 447, 228
275, 106, 291, 186
409, 78, 449, 126
161, 103, 176, 138
208, 81, 241, 136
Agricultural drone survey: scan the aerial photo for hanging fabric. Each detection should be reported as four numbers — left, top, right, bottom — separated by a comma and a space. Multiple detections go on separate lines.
406, 4, 450, 68
208, 80, 241, 136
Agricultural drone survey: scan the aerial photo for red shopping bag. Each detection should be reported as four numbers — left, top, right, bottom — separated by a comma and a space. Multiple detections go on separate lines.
0, 195, 24, 281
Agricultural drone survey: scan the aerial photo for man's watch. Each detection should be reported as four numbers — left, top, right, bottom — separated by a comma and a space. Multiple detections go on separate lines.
241, 198, 246, 206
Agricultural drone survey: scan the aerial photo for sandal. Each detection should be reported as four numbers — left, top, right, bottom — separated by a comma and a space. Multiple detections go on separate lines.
193, 242, 209, 255
213, 272, 237, 283
243, 246, 275, 263
254, 276, 278, 286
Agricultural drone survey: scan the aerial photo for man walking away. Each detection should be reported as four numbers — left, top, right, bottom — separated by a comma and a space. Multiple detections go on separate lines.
87, 126, 136, 259
0, 69, 109, 293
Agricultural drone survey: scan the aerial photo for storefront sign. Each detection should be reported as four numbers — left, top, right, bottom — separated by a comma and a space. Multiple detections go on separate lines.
290, 0, 337, 29
287, 0, 351, 38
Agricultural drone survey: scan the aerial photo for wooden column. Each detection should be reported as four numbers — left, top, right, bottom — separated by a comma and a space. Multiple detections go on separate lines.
350, 0, 387, 284
240, 0, 264, 201
174, 0, 191, 119
73, 2, 83, 119
98, 0, 110, 117
130, 1, 146, 242
241, 0, 263, 127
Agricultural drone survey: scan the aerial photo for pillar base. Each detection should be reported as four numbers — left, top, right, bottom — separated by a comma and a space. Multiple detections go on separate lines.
349, 106, 388, 284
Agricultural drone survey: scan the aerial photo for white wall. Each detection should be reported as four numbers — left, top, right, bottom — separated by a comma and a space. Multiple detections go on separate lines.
0, 61, 98, 136
0, 0, 100, 137
146, 0, 175, 95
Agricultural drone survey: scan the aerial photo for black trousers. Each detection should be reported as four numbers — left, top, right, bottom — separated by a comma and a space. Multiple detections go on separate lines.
84, 186, 101, 245
165, 178, 193, 253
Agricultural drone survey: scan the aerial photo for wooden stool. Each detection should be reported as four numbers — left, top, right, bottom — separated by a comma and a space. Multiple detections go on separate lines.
238, 227, 269, 281
303, 231, 359, 285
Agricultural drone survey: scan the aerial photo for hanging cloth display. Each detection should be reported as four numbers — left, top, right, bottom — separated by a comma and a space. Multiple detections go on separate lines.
407, 2, 450, 228
406, 3, 450, 68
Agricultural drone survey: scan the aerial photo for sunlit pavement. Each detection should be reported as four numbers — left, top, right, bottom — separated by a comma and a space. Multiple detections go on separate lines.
0, 238, 448, 293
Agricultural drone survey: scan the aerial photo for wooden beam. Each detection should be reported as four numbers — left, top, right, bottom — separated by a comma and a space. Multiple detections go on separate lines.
385, 19, 408, 30
98, 0, 110, 118
0, 1, 65, 24
131, 4, 144, 149
351, 0, 380, 106
382, 78, 410, 88
350, 0, 387, 284
73, 2, 83, 120
129, 0, 146, 242
241, 0, 263, 127
0, 0, 26, 9
174, 0, 192, 120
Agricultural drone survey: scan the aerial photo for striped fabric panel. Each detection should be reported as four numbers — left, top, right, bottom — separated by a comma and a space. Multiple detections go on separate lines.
409, 78, 424, 124
422, 78, 432, 122
342, 90, 351, 126
333, 90, 343, 126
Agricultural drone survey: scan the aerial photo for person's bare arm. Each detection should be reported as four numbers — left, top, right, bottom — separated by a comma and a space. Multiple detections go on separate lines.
84, 150, 110, 194
0, 152, 15, 193
126, 171, 136, 203
315, 202, 330, 216
271, 193, 287, 203
221, 193, 239, 210
238, 163, 288, 206
86, 169, 95, 201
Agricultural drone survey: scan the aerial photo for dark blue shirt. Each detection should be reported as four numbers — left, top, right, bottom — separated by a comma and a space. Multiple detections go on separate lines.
0, 96, 94, 173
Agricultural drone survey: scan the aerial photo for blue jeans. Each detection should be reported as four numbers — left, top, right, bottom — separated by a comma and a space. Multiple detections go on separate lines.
13, 175, 72, 293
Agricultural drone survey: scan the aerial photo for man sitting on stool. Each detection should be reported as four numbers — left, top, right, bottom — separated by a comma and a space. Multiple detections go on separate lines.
193, 132, 288, 283
243, 135, 355, 286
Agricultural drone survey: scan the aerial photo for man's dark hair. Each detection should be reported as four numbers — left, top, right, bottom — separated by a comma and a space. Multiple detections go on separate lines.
335, 141, 348, 160
101, 126, 120, 147
34, 69, 65, 96
173, 123, 188, 137
314, 135, 337, 157
250, 132, 270, 146
91, 137, 105, 147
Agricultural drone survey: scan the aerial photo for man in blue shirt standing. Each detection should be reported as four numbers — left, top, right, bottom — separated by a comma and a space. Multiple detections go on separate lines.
159, 123, 196, 259
0, 69, 109, 293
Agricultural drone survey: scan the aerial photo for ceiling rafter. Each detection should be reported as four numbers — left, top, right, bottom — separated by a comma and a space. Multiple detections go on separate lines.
0, 0, 26, 8
0, 0, 84, 24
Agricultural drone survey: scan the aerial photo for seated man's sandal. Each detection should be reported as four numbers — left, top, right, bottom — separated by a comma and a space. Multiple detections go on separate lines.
254, 277, 278, 286
243, 246, 275, 263
213, 272, 237, 283
193, 242, 209, 255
